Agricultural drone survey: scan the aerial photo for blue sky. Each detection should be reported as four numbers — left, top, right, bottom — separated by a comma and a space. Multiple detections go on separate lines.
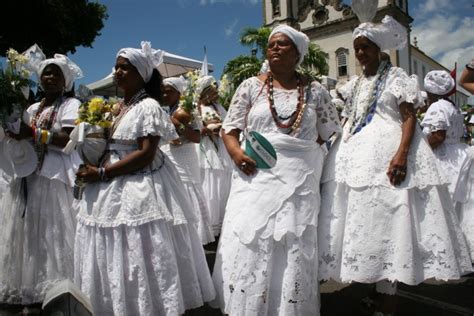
71, 0, 263, 87
64, 0, 474, 88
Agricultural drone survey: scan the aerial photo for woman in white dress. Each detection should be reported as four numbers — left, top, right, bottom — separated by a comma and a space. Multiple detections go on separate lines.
318, 16, 472, 316
74, 42, 215, 315
196, 76, 232, 236
421, 70, 469, 199
160, 76, 215, 245
212, 25, 340, 315
0, 53, 83, 304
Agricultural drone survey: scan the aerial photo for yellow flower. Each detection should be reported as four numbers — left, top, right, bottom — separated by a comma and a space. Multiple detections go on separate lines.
88, 97, 105, 113
98, 120, 112, 128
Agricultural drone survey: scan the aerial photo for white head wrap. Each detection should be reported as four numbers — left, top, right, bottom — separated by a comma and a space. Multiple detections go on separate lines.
163, 76, 188, 95
116, 41, 164, 83
269, 25, 310, 65
424, 70, 455, 96
37, 54, 83, 92
195, 75, 216, 96
353, 15, 407, 51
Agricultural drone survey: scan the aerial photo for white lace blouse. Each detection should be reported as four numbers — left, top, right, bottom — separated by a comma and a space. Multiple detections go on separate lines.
223, 77, 340, 141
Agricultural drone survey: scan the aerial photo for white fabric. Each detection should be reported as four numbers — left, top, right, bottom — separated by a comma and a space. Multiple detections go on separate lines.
213, 76, 340, 315
77, 99, 184, 227
1, 138, 37, 178
319, 67, 472, 286
75, 220, 215, 316
117, 41, 164, 83
424, 70, 455, 96
163, 76, 187, 94
195, 75, 216, 96
75, 95, 216, 313
38, 54, 83, 92
322, 67, 442, 187
454, 147, 474, 260
0, 175, 77, 304
198, 103, 232, 236
24, 97, 83, 187
421, 99, 469, 197
269, 24, 310, 65
353, 15, 407, 51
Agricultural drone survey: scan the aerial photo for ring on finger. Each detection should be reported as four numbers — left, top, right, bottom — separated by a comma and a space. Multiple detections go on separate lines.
240, 162, 247, 170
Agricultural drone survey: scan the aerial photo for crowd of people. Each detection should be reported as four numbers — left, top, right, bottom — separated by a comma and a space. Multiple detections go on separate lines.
0, 13, 473, 316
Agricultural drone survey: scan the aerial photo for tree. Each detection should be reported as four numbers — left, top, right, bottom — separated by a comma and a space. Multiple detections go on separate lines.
0, 0, 108, 57
223, 26, 329, 89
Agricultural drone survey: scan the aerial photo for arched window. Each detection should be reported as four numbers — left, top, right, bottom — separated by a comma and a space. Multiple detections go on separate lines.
336, 48, 349, 77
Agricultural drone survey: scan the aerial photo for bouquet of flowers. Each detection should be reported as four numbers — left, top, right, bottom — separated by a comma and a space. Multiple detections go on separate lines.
64, 97, 119, 166
218, 74, 234, 110
173, 70, 200, 124
0, 48, 34, 129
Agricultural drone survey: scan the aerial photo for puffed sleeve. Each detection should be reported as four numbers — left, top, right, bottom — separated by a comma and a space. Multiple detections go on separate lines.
58, 97, 81, 127
420, 100, 451, 132
311, 81, 342, 141
385, 67, 421, 108
222, 78, 255, 134
114, 98, 178, 142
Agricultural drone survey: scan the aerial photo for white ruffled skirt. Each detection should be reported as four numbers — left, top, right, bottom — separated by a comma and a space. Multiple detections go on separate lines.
318, 181, 473, 285
74, 220, 216, 316
0, 175, 76, 304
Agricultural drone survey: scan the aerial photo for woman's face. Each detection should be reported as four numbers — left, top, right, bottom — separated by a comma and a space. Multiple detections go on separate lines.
40, 64, 65, 94
161, 85, 180, 106
353, 36, 380, 68
267, 33, 299, 69
114, 56, 144, 91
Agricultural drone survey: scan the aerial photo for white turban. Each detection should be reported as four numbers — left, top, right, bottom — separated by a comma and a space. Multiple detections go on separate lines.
37, 54, 83, 92
269, 25, 310, 65
163, 76, 188, 94
353, 15, 407, 51
116, 41, 164, 83
424, 70, 455, 96
195, 75, 216, 96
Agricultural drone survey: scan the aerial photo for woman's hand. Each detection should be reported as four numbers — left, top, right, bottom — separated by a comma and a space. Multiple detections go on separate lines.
6, 122, 33, 141
231, 148, 257, 176
201, 126, 213, 137
76, 165, 100, 183
387, 152, 408, 186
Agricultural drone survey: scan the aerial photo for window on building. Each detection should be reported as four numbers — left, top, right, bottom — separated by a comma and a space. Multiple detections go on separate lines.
336, 48, 348, 77
271, 0, 280, 16
413, 60, 418, 76
398, 0, 404, 10
422, 65, 426, 79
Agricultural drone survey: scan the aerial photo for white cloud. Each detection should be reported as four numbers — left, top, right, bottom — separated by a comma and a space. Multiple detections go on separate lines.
200, 0, 260, 5
224, 18, 239, 37
416, 0, 450, 13
412, 13, 474, 69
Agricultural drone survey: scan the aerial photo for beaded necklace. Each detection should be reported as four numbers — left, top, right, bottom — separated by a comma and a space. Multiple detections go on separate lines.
30, 96, 63, 171
109, 89, 148, 140
266, 72, 306, 135
346, 60, 392, 139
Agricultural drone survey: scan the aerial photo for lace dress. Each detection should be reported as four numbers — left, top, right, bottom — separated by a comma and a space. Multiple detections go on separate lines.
0, 97, 82, 304
74, 98, 215, 315
454, 147, 474, 260
198, 103, 233, 236
319, 67, 472, 286
160, 108, 215, 245
211, 77, 340, 316
421, 99, 469, 198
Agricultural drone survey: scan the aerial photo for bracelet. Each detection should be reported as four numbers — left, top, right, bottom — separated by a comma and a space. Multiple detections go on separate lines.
98, 167, 108, 182
177, 123, 186, 134
466, 62, 474, 71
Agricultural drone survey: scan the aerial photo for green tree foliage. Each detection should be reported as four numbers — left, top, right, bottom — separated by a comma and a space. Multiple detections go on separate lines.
0, 0, 108, 57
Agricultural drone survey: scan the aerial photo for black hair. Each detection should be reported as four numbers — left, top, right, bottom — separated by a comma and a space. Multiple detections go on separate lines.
145, 69, 163, 100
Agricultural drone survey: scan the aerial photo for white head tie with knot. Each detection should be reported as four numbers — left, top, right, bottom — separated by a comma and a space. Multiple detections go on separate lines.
195, 75, 216, 96
353, 15, 407, 51
23, 44, 83, 92
269, 25, 310, 66
163, 76, 188, 95
117, 41, 164, 83
424, 70, 455, 96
